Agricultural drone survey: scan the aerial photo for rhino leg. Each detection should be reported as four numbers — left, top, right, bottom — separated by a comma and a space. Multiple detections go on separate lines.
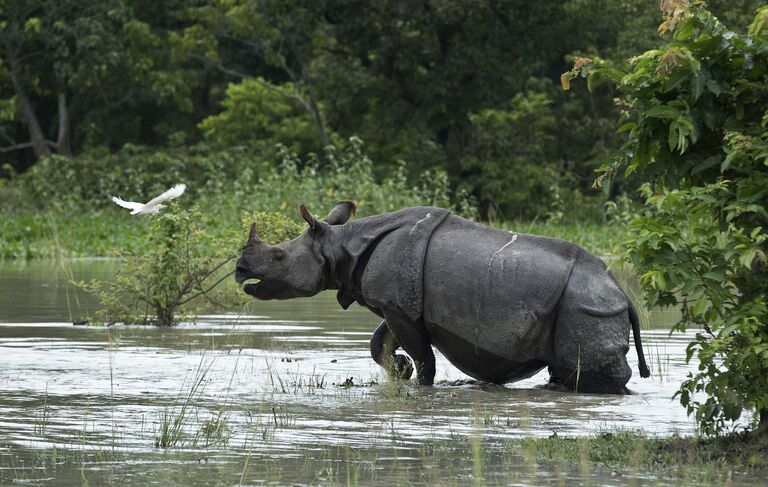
382, 311, 435, 385
370, 320, 413, 380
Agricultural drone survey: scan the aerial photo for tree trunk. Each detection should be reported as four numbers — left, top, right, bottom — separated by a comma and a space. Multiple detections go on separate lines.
759, 407, 768, 436
307, 91, 329, 148
56, 92, 72, 156
6, 47, 50, 160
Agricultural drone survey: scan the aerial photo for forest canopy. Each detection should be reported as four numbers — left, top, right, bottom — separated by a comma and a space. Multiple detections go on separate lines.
0, 0, 764, 220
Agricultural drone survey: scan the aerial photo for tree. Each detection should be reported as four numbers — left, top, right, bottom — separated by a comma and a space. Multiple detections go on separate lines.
459, 87, 558, 220
197, 77, 323, 154
178, 0, 333, 149
0, 0, 198, 166
564, 1, 768, 435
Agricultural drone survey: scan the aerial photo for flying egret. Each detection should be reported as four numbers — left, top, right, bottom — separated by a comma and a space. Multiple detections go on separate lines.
111, 184, 186, 215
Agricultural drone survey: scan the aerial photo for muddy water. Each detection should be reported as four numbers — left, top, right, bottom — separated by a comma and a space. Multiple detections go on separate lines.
0, 260, 760, 485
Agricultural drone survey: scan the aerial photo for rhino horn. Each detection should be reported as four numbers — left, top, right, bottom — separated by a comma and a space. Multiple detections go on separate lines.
247, 222, 261, 246
324, 200, 357, 225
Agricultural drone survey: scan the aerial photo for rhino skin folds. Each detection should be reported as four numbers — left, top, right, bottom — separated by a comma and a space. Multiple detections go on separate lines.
235, 202, 651, 394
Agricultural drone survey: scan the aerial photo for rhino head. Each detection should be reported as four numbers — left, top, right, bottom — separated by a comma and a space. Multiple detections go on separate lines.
234, 201, 356, 300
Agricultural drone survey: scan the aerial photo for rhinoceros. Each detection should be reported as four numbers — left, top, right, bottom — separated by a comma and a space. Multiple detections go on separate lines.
235, 201, 650, 394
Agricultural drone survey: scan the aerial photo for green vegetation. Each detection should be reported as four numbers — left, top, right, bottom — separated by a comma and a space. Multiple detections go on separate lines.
0, 138, 469, 259
2, 0, 767, 471
2, 0, 764, 222
6, 426, 766, 485
77, 207, 241, 326
566, 2, 768, 435
0, 208, 629, 261
511, 429, 767, 477
75, 205, 307, 326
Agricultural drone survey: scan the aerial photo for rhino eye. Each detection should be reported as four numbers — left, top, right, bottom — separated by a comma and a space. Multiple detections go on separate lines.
272, 249, 285, 261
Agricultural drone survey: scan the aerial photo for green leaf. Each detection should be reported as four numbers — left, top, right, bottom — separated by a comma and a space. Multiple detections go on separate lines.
646, 105, 680, 119
705, 78, 723, 96
617, 122, 636, 134
676, 18, 696, 41
691, 73, 704, 100
692, 156, 720, 175
721, 151, 738, 172
702, 271, 725, 282
748, 6, 768, 36
722, 403, 742, 421
668, 127, 680, 153
691, 296, 709, 317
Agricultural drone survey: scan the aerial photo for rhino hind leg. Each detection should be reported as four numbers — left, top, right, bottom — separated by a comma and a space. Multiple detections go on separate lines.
370, 320, 413, 380
551, 310, 633, 395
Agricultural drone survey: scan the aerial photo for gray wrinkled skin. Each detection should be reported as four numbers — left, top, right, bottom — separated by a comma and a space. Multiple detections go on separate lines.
235, 202, 650, 394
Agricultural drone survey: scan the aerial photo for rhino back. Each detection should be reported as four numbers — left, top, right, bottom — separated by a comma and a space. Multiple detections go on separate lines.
356, 207, 450, 322
422, 216, 582, 381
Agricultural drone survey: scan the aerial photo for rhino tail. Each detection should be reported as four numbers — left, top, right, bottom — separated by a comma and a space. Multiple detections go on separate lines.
627, 297, 651, 378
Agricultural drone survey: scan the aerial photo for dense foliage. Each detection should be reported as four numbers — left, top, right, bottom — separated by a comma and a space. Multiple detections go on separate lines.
1, 0, 763, 220
565, 2, 768, 435
0, 137, 468, 258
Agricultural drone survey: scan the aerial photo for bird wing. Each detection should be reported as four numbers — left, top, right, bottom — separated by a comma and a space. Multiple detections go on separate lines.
144, 184, 186, 207
111, 196, 145, 211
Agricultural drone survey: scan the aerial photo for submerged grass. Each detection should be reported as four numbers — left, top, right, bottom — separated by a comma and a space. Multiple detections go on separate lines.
507, 429, 768, 479
154, 356, 214, 449
6, 398, 768, 486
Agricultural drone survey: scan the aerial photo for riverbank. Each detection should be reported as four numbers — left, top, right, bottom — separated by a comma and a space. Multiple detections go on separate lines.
0, 209, 629, 260
4, 428, 766, 485
511, 429, 767, 482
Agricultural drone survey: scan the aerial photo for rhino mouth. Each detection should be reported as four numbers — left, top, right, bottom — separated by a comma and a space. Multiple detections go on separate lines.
243, 278, 286, 298
235, 268, 265, 294
235, 270, 294, 300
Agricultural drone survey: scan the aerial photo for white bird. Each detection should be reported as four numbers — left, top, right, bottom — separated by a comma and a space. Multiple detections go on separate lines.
111, 184, 186, 215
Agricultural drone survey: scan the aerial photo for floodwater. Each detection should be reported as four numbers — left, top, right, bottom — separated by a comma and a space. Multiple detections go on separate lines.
0, 260, 761, 486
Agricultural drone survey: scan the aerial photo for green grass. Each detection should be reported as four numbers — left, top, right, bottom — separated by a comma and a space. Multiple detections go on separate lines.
6, 403, 767, 486
505, 220, 629, 257
0, 208, 242, 259
0, 209, 629, 260
508, 429, 768, 476
0, 210, 153, 259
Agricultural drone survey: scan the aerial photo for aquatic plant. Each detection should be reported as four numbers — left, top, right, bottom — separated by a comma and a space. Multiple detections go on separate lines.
155, 357, 212, 448
195, 412, 233, 448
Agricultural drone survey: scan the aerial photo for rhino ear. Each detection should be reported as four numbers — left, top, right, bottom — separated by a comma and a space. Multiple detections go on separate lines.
324, 200, 357, 225
300, 204, 327, 235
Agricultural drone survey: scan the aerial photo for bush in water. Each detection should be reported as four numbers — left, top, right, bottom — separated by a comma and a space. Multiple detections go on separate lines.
77, 206, 303, 326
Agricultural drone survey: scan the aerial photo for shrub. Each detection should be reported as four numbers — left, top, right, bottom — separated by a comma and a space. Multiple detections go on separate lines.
78, 206, 245, 325
204, 136, 477, 221
2, 137, 477, 259
565, 2, 768, 435
13, 145, 261, 212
